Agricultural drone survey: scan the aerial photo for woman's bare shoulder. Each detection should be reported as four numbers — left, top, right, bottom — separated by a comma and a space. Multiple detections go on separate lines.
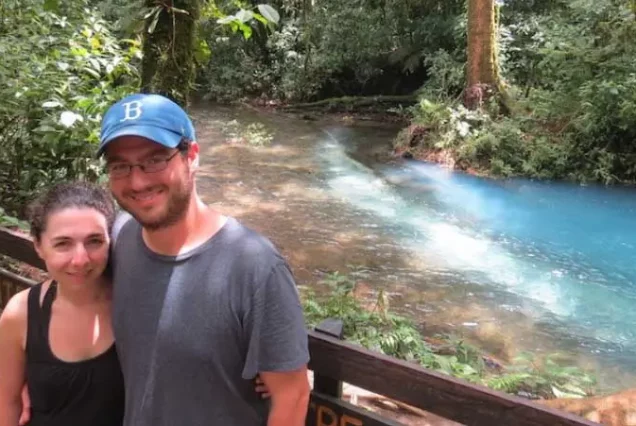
0, 286, 32, 327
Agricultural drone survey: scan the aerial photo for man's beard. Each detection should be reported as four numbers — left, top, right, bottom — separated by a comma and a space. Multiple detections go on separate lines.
117, 176, 193, 231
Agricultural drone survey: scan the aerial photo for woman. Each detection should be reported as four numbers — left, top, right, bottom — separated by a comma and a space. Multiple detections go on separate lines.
0, 181, 124, 426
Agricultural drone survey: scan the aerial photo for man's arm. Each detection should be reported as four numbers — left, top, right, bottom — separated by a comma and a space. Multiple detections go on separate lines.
241, 260, 311, 425
0, 291, 28, 426
19, 384, 31, 426
260, 367, 310, 426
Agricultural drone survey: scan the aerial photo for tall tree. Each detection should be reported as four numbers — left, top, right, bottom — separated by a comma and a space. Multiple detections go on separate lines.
465, 0, 499, 109
141, 0, 200, 108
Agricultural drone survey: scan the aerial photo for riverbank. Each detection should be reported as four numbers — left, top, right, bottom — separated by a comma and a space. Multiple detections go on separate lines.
388, 95, 636, 186
302, 271, 598, 402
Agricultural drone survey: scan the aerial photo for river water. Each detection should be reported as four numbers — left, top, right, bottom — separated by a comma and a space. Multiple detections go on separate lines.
193, 105, 636, 393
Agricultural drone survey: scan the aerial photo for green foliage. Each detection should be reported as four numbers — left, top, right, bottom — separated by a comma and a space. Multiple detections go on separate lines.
399, 0, 636, 185
89, 0, 147, 37
0, 0, 139, 217
419, 49, 466, 101
511, 0, 636, 184
301, 271, 597, 399
196, 1, 286, 101
0, 208, 29, 230
94, 0, 278, 107
199, 0, 465, 102
216, 3, 280, 37
396, 97, 572, 180
302, 272, 444, 365
489, 352, 597, 399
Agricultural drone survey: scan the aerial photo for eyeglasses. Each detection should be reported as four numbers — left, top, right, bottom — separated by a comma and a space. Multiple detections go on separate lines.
106, 150, 181, 179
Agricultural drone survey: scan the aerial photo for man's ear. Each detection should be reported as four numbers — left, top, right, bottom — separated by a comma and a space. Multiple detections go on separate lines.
188, 141, 200, 169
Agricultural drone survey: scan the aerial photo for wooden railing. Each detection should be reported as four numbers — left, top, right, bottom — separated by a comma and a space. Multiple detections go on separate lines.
0, 227, 599, 426
0, 267, 36, 308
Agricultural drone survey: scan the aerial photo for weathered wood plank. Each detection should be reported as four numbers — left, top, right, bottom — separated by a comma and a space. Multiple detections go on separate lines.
0, 267, 36, 309
0, 267, 37, 288
314, 319, 345, 398
307, 392, 403, 426
0, 227, 44, 269
307, 331, 599, 426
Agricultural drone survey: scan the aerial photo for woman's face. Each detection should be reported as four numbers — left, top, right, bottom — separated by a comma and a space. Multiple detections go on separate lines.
34, 207, 110, 288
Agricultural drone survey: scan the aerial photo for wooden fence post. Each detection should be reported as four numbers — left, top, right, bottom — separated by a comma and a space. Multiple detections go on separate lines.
313, 318, 344, 398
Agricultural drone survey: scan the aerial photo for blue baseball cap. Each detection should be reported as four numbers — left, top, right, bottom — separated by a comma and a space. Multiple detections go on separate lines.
97, 93, 196, 156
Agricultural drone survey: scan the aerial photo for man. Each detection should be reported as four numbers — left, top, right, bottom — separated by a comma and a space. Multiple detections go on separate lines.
23, 93, 311, 425
105, 93, 311, 425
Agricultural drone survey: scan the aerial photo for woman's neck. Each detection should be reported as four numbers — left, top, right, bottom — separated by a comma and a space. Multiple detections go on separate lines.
54, 277, 110, 307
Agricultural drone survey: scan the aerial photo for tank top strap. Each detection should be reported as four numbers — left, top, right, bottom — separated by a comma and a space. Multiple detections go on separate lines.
40, 281, 57, 323
26, 282, 57, 358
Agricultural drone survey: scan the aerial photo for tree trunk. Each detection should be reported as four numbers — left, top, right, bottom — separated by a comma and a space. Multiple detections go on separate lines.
141, 0, 200, 108
465, 0, 498, 110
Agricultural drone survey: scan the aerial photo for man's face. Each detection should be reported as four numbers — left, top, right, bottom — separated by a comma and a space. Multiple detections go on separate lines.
104, 136, 197, 230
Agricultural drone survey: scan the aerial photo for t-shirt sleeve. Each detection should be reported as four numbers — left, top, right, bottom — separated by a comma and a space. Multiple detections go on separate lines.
110, 211, 133, 245
241, 262, 310, 380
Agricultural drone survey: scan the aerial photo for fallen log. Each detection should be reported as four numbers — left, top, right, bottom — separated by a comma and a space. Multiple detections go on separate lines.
280, 95, 418, 111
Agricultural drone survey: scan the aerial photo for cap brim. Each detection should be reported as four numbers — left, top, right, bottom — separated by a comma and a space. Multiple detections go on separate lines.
97, 125, 182, 157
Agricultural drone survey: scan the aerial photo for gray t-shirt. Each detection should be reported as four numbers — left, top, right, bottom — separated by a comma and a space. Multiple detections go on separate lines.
111, 215, 310, 426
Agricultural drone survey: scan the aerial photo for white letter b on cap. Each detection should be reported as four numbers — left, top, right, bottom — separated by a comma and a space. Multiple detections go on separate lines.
120, 101, 143, 122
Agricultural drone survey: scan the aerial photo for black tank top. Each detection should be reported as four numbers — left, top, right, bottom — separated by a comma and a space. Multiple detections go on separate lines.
25, 282, 125, 426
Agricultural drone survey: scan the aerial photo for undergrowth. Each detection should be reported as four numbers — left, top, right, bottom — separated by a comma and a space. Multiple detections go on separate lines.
301, 271, 597, 400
